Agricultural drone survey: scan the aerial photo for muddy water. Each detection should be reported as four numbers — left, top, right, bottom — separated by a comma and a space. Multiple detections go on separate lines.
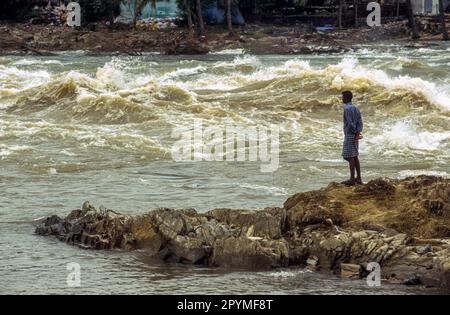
0, 46, 449, 294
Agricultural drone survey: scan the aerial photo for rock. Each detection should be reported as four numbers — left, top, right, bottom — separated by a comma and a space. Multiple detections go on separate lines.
391, 234, 409, 247
206, 207, 285, 239
306, 256, 319, 267
34, 176, 450, 291
416, 244, 433, 256
128, 215, 162, 254
211, 237, 289, 269
404, 275, 422, 286
151, 208, 186, 240
287, 176, 449, 239
440, 260, 450, 290
82, 200, 94, 212
35, 215, 68, 236
195, 221, 231, 246
354, 178, 396, 198
284, 190, 345, 230
167, 235, 208, 264
341, 263, 361, 279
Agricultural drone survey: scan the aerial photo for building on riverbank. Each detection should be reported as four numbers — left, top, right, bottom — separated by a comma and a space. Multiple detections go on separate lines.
411, 0, 450, 15
119, 0, 181, 19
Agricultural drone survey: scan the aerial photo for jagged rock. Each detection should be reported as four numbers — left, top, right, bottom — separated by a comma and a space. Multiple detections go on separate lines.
195, 221, 231, 246
34, 176, 450, 291
151, 208, 187, 240
167, 235, 209, 264
285, 176, 450, 239
416, 244, 433, 255
128, 215, 162, 253
341, 263, 361, 279
206, 207, 285, 239
211, 237, 289, 269
35, 215, 69, 236
306, 255, 319, 267
440, 259, 450, 289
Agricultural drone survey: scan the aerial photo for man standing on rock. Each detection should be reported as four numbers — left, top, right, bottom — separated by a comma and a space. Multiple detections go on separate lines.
341, 91, 364, 186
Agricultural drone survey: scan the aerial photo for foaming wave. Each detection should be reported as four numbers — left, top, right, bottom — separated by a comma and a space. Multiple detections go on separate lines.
162, 65, 207, 81
213, 55, 261, 73
9, 71, 101, 110
96, 63, 127, 89
368, 121, 450, 153
76, 129, 168, 155
0, 58, 10, 65
3, 56, 450, 126
330, 58, 450, 111
13, 59, 64, 66
0, 64, 51, 91
0, 119, 169, 160
372, 57, 428, 71
210, 49, 245, 55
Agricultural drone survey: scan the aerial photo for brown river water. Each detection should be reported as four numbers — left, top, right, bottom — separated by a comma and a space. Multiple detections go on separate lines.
0, 46, 449, 294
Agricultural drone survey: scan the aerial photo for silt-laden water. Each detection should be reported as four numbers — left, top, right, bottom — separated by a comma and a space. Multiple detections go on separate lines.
0, 46, 449, 294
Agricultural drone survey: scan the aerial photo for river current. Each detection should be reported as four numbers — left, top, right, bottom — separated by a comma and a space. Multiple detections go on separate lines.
0, 46, 449, 294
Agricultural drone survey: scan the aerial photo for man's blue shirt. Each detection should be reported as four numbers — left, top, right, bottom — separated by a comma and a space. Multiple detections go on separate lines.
343, 103, 363, 136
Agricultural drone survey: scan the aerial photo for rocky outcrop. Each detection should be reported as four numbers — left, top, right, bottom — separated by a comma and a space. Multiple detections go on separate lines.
35, 176, 450, 291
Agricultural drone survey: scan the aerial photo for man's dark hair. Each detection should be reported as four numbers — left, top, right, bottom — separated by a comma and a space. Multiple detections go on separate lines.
342, 91, 353, 101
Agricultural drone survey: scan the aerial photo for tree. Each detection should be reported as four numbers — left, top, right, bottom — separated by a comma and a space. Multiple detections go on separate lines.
196, 0, 205, 36
183, 0, 194, 35
338, 0, 344, 29
439, 0, 449, 40
406, 0, 420, 39
227, 0, 233, 35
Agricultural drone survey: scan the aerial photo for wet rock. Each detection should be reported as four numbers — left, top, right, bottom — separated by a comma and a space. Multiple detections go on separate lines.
284, 190, 345, 230
416, 244, 433, 256
195, 221, 231, 246
341, 263, 361, 279
34, 176, 450, 291
440, 260, 450, 290
167, 235, 208, 264
206, 207, 285, 239
211, 237, 289, 269
306, 256, 319, 267
404, 275, 422, 286
35, 215, 69, 236
151, 208, 186, 240
128, 215, 162, 254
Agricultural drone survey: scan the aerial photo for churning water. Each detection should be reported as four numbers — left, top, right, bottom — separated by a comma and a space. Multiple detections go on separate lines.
0, 46, 449, 294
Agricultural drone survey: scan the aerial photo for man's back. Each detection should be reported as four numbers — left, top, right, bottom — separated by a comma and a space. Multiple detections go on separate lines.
343, 103, 363, 136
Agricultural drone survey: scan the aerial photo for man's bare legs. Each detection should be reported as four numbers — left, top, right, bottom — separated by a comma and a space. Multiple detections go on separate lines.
343, 157, 362, 185
348, 157, 356, 181
355, 156, 362, 184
